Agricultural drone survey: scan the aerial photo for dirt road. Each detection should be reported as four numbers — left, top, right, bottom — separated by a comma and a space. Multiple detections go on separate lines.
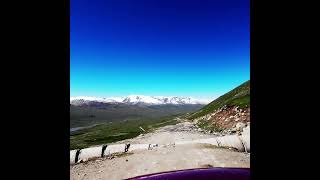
70, 121, 250, 180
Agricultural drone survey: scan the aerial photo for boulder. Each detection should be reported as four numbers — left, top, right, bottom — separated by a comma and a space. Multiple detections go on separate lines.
216, 135, 245, 151
235, 122, 246, 130
242, 125, 250, 135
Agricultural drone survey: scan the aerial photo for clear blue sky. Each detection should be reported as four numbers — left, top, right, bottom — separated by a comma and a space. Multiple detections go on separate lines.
71, 0, 250, 100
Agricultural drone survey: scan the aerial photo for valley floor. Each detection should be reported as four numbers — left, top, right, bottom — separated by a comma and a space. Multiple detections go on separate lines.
70, 121, 250, 180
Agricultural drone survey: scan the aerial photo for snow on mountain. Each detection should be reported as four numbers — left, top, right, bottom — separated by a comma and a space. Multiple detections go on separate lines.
70, 96, 124, 106
70, 96, 102, 101
122, 95, 163, 104
70, 95, 210, 106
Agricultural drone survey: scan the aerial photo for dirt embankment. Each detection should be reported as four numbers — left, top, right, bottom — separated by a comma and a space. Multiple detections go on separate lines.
211, 106, 250, 129
194, 106, 250, 132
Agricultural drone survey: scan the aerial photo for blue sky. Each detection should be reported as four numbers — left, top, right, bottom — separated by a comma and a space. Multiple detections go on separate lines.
71, 0, 250, 100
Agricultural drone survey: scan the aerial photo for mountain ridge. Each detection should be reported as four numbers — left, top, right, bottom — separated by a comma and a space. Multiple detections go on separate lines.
71, 95, 210, 106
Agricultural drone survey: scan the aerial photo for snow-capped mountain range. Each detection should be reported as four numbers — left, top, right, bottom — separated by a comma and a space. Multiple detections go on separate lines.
70, 95, 210, 106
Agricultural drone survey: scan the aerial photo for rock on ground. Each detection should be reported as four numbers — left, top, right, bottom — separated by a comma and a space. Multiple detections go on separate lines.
70, 121, 250, 180
70, 144, 250, 180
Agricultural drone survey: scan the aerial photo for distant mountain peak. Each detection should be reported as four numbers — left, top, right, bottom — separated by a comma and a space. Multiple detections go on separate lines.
70, 95, 210, 106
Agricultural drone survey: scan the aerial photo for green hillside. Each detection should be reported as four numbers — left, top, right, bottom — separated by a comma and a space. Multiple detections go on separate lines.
188, 80, 250, 120
70, 115, 179, 150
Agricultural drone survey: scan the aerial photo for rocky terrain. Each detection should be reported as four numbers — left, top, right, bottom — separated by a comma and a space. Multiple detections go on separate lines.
70, 120, 250, 180
188, 80, 250, 134
194, 106, 250, 135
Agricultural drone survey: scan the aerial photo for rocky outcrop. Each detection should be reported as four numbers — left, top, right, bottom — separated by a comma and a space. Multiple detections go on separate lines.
194, 105, 250, 134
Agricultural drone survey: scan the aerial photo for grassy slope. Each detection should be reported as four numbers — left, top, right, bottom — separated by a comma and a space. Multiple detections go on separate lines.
188, 80, 250, 120
70, 104, 203, 128
70, 115, 179, 150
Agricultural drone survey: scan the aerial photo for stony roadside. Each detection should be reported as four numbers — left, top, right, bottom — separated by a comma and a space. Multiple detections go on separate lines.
70, 121, 250, 180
